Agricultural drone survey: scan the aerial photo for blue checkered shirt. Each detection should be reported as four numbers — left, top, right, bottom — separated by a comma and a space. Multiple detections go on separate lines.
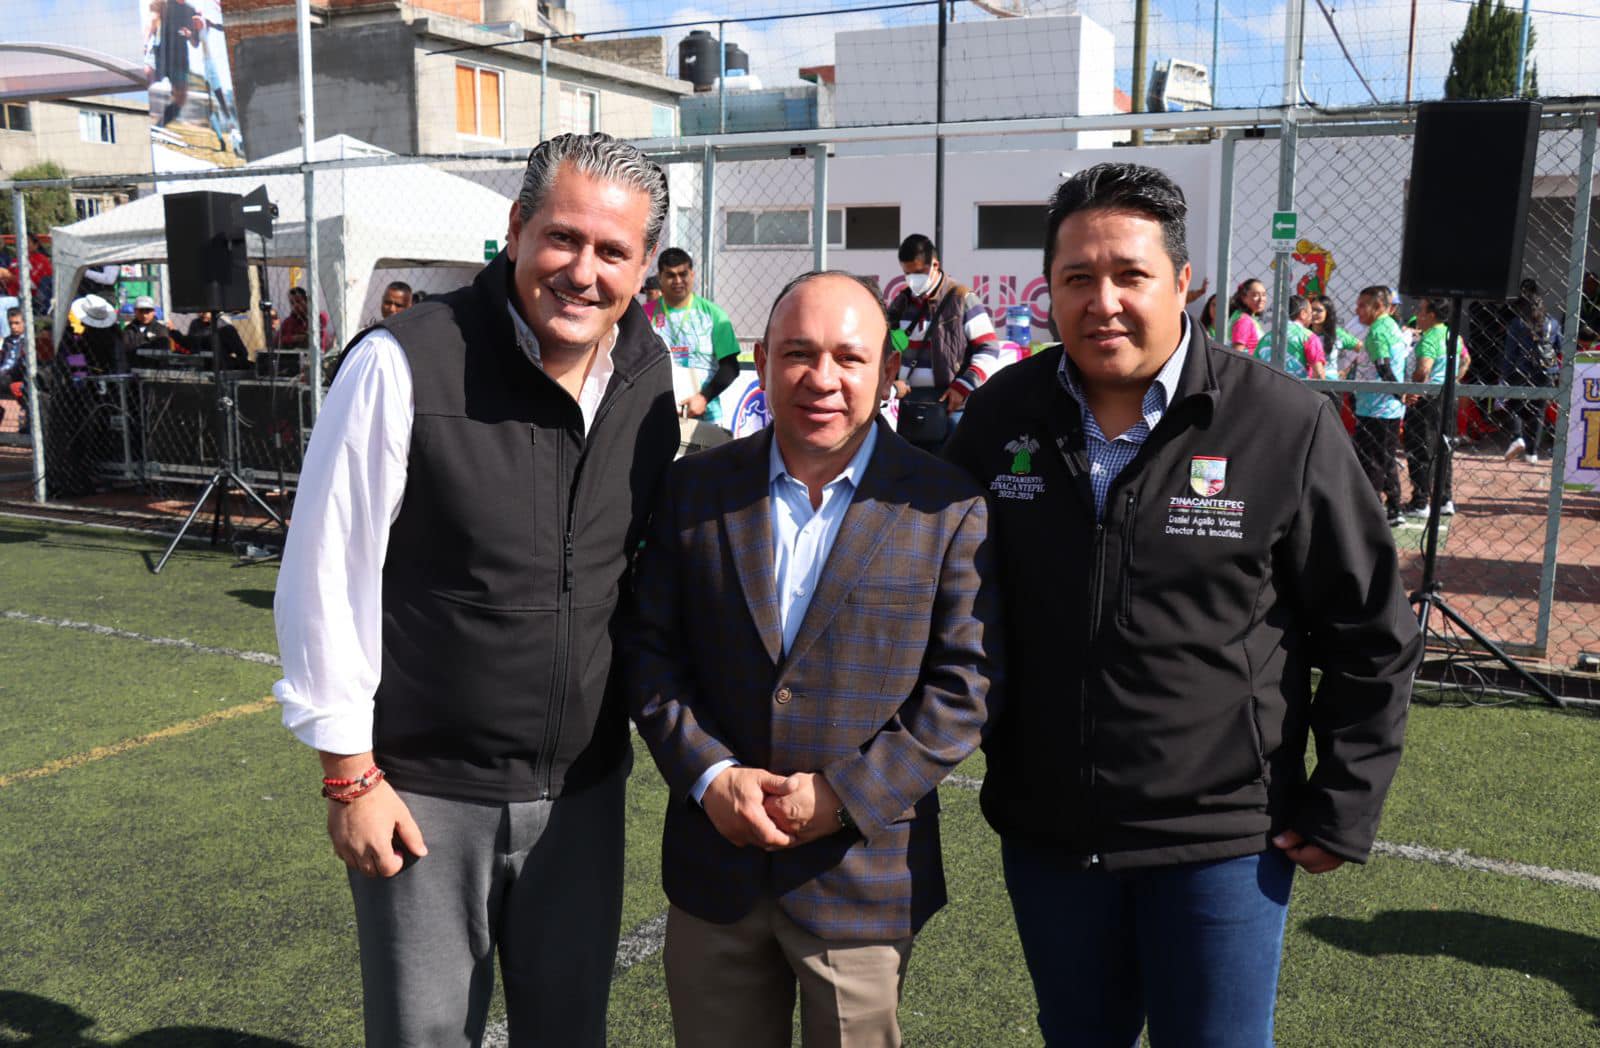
1057, 318, 1192, 520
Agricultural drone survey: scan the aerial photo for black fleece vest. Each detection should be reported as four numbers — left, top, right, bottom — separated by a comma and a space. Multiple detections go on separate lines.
370, 255, 678, 803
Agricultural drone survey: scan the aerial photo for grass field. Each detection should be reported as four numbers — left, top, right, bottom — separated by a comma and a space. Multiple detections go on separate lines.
1, 514, 1598, 1047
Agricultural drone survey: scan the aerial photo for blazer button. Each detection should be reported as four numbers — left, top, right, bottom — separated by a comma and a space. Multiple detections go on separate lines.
774, 686, 792, 704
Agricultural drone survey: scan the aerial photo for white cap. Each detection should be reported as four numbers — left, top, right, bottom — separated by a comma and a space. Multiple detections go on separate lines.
134, 295, 157, 310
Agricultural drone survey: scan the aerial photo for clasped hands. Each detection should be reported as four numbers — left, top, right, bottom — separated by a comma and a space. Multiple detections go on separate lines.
701, 766, 848, 851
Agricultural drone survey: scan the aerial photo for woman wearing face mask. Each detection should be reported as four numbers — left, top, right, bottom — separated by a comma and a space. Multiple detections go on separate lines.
884, 234, 1002, 452
1227, 278, 1268, 354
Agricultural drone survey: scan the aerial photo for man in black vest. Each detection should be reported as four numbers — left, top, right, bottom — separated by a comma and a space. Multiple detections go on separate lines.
273, 133, 678, 1047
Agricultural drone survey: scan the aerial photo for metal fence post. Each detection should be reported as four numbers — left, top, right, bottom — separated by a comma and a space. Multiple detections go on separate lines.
1534, 113, 1598, 653
811, 145, 829, 272
700, 146, 716, 303
718, 25, 727, 136
296, 0, 322, 421
1268, 0, 1306, 372
13, 189, 44, 503
540, 39, 549, 142
1215, 131, 1237, 341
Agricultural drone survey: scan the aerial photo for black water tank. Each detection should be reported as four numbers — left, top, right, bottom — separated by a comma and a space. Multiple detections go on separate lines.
678, 30, 719, 89
724, 42, 749, 77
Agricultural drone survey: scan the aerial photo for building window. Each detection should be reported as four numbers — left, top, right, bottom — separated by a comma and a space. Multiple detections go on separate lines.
976, 204, 1048, 250
455, 63, 503, 139
2, 103, 32, 133
826, 205, 899, 250
559, 84, 598, 136
74, 197, 105, 221
726, 209, 810, 248
651, 103, 676, 139
79, 110, 117, 144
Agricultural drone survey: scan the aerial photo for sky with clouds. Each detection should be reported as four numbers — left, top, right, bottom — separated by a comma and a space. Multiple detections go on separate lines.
572, 0, 1598, 108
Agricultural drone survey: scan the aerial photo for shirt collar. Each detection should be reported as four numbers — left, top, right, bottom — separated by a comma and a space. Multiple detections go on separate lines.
769, 421, 880, 492
1058, 311, 1192, 412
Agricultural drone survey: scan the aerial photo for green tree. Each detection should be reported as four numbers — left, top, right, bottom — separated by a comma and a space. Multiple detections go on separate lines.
0, 160, 74, 242
1445, 0, 1539, 100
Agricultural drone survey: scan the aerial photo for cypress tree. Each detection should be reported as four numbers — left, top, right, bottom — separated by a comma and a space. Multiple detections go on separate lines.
1445, 0, 1539, 100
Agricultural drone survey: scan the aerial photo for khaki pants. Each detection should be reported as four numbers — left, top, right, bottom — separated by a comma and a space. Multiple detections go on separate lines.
664, 899, 914, 1048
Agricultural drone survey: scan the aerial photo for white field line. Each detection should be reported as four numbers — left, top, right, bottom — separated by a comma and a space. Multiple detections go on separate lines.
2, 609, 280, 665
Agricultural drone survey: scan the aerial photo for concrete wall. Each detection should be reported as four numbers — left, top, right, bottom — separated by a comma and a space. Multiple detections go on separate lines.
235, 21, 419, 158
555, 37, 668, 77
0, 99, 152, 179
832, 14, 1118, 155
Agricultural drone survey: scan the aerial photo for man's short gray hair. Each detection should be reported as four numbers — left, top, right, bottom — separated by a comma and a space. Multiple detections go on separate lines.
516, 133, 669, 253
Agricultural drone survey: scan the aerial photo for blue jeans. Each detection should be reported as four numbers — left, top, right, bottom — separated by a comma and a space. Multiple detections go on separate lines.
1002, 839, 1295, 1048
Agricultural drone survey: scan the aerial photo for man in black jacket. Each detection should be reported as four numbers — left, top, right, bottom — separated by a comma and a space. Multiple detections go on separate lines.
946, 163, 1420, 1047
273, 133, 678, 1047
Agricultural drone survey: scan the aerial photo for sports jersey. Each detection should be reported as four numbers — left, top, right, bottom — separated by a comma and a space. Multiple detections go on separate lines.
646, 294, 740, 424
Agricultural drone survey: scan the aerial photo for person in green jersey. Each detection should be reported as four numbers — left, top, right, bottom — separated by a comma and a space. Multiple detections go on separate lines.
1403, 297, 1472, 518
647, 248, 742, 426
1348, 285, 1409, 526
1254, 295, 1327, 379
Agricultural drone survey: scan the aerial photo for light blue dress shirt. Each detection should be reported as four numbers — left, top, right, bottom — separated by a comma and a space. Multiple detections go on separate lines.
688, 424, 881, 803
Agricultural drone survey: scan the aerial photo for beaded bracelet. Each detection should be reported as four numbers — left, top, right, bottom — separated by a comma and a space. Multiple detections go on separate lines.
322, 765, 380, 788
321, 766, 385, 803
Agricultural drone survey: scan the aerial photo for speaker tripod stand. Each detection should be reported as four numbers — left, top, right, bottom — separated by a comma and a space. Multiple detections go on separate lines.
153, 323, 286, 574
1407, 293, 1563, 709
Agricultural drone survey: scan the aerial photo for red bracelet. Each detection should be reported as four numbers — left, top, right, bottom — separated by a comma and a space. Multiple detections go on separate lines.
321, 766, 385, 802
322, 765, 380, 788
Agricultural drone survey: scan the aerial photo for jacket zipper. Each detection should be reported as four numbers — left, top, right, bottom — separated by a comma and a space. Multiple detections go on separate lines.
1118, 490, 1137, 626
533, 355, 657, 799
1079, 517, 1106, 838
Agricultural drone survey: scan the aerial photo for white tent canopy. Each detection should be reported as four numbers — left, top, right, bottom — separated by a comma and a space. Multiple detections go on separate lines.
49, 135, 515, 346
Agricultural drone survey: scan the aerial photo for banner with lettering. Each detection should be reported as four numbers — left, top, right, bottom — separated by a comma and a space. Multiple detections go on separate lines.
1566, 354, 1600, 493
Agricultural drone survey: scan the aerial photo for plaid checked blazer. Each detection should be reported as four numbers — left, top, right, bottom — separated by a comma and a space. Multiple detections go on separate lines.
625, 418, 1003, 941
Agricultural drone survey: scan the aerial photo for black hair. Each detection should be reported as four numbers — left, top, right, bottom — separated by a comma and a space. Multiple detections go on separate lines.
1199, 293, 1216, 332
1287, 294, 1308, 319
761, 270, 893, 355
1358, 285, 1391, 308
385, 281, 413, 297
1228, 278, 1265, 317
643, 275, 661, 291
898, 234, 936, 267
1043, 163, 1189, 279
1312, 295, 1341, 336
1421, 297, 1453, 326
658, 247, 693, 271
5, 307, 20, 320
289, 286, 307, 298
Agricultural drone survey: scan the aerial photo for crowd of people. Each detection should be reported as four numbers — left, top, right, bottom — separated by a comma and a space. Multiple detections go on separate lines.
274, 134, 1424, 1048
1194, 272, 1582, 526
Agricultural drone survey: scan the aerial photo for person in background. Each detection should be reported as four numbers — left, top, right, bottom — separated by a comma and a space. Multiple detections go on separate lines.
1254, 294, 1326, 379
885, 233, 1001, 452
1197, 293, 1218, 341
646, 248, 741, 426
1347, 285, 1410, 527
1500, 278, 1561, 463
173, 310, 249, 369
1404, 296, 1470, 519
122, 296, 170, 356
1309, 296, 1356, 379
640, 274, 662, 306
2, 308, 26, 425
1227, 278, 1268, 355
379, 282, 413, 319
279, 286, 333, 354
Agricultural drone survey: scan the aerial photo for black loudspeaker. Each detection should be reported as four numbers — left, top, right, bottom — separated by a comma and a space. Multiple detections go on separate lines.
1399, 100, 1541, 300
164, 191, 249, 313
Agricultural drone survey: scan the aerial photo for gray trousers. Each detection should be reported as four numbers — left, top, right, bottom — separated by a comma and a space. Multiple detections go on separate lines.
347, 764, 627, 1048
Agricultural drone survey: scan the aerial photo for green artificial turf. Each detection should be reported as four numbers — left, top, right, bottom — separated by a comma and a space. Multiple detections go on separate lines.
2, 517, 1598, 1048
0, 516, 281, 654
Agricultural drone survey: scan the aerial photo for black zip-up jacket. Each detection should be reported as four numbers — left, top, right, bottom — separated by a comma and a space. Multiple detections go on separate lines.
946, 334, 1421, 868
372, 253, 679, 803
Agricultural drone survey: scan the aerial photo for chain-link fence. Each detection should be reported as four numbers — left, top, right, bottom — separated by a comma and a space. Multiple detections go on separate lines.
3, 101, 1598, 679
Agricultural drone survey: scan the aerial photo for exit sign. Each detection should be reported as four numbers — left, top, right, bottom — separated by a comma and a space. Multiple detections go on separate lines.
484, 239, 498, 260
1270, 211, 1298, 252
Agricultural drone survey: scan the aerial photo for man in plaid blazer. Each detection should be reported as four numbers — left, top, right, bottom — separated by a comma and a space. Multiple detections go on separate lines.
626, 271, 1002, 1047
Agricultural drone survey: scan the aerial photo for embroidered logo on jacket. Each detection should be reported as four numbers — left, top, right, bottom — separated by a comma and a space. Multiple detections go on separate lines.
992, 435, 1046, 501
1006, 435, 1040, 475
1189, 455, 1228, 496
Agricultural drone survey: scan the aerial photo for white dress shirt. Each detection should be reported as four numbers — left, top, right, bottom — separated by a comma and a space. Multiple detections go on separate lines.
273, 304, 617, 755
